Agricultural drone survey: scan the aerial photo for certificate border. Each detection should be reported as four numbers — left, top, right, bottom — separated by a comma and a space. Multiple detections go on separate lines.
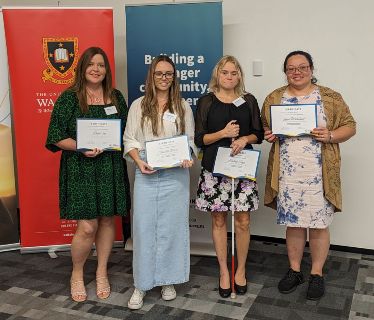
212, 147, 261, 180
76, 118, 122, 152
145, 134, 191, 170
270, 103, 317, 137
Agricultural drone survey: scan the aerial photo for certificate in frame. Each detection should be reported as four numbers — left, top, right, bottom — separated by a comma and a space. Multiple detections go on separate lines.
76, 118, 122, 152
145, 135, 191, 170
213, 147, 260, 180
270, 104, 317, 137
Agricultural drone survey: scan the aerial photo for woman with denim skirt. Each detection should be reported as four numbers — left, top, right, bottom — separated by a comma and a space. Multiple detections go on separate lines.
124, 55, 196, 310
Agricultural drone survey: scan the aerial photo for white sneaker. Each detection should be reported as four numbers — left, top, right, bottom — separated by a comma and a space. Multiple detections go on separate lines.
127, 288, 146, 310
161, 285, 176, 301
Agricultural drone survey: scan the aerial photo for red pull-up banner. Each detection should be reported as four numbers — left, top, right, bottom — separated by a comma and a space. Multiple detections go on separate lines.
3, 7, 123, 250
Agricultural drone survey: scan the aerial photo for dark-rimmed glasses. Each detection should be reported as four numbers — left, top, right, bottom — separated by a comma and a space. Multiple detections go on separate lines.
286, 65, 310, 74
154, 71, 174, 79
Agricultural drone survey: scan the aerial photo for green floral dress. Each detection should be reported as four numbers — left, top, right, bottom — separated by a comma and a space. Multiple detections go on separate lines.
46, 89, 130, 220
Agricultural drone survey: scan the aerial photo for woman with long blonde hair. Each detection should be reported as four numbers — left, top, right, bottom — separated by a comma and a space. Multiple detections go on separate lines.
195, 55, 264, 298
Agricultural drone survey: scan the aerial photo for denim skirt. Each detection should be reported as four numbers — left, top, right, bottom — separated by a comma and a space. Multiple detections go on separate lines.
132, 165, 190, 291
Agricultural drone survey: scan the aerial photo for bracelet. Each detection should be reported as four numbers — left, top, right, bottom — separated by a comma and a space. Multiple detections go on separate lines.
328, 131, 333, 143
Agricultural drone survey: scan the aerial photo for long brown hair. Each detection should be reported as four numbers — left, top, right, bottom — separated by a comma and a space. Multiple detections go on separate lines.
68, 47, 117, 113
141, 55, 185, 136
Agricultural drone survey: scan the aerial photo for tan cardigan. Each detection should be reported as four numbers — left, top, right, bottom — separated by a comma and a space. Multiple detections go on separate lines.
261, 85, 356, 212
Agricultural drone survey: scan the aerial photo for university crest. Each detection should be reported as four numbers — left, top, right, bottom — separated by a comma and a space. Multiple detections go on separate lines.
42, 37, 78, 84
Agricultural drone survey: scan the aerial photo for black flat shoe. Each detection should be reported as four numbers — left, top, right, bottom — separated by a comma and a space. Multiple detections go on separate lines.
218, 281, 231, 298
234, 280, 247, 295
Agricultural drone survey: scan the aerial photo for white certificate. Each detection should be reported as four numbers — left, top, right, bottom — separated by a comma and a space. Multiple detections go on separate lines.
213, 147, 260, 180
145, 135, 191, 170
76, 119, 122, 151
270, 104, 317, 136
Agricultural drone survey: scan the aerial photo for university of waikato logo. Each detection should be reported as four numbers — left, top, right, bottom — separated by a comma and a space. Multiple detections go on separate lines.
42, 37, 78, 84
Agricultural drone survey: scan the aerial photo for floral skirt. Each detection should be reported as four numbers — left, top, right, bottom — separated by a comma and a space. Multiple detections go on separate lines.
195, 169, 259, 213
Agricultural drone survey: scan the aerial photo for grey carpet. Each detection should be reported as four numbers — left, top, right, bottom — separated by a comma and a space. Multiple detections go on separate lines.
0, 240, 372, 320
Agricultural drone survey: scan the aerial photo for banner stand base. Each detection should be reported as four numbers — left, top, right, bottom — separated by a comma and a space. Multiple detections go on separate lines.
124, 238, 216, 257
0, 243, 20, 253
20, 240, 124, 255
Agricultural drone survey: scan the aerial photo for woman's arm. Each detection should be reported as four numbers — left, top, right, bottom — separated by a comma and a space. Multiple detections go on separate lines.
55, 138, 102, 157
263, 126, 278, 143
203, 120, 239, 145
313, 91, 356, 143
230, 134, 258, 156
329, 126, 356, 143
312, 126, 356, 144
127, 148, 155, 174
55, 138, 76, 151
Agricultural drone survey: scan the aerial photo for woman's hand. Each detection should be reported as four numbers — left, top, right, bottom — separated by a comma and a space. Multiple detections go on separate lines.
135, 159, 156, 174
222, 120, 240, 138
83, 148, 103, 157
311, 127, 330, 143
230, 137, 247, 156
264, 129, 278, 143
181, 159, 194, 168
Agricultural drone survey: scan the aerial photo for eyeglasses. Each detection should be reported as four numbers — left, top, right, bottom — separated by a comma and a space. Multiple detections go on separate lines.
286, 65, 310, 74
219, 70, 239, 77
154, 71, 174, 79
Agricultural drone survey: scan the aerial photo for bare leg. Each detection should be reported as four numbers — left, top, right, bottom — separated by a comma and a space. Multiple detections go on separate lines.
212, 212, 230, 289
234, 212, 250, 285
286, 227, 307, 272
95, 216, 115, 299
309, 227, 330, 276
70, 219, 98, 301
71, 219, 98, 279
95, 216, 116, 278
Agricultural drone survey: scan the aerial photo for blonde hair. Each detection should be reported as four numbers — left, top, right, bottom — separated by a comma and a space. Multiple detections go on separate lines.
141, 55, 185, 136
208, 55, 246, 96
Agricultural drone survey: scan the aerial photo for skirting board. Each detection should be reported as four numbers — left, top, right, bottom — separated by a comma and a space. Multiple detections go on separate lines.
0, 242, 20, 253
20, 240, 124, 255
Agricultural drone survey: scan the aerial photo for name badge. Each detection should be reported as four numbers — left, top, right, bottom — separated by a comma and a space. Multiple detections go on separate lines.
163, 111, 177, 123
104, 105, 117, 115
233, 97, 246, 107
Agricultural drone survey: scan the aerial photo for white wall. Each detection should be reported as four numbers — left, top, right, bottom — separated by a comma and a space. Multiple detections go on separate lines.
222, 0, 373, 249
1, 0, 372, 249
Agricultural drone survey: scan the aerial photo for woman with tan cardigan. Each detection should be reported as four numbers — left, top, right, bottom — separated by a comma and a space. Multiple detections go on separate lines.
261, 50, 356, 300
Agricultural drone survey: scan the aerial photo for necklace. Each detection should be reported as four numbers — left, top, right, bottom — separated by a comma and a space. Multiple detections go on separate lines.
87, 89, 103, 104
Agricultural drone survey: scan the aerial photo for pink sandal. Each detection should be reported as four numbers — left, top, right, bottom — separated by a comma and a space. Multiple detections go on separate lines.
70, 279, 87, 302
96, 276, 111, 299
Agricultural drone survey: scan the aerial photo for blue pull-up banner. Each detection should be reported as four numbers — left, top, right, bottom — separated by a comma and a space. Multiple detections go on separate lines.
125, 1, 222, 111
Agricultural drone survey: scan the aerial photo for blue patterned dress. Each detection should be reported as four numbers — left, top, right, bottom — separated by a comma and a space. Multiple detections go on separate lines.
277, 89, 334, 228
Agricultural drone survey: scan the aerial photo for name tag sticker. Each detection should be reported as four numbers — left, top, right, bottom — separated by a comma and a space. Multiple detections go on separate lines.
163, 111, 177, 123
104, 106, 117, 115
233, 97, 246, 107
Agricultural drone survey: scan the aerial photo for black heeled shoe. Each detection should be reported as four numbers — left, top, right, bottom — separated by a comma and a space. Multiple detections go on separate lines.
234, 279, 247, 295
218, 280, 231, 298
